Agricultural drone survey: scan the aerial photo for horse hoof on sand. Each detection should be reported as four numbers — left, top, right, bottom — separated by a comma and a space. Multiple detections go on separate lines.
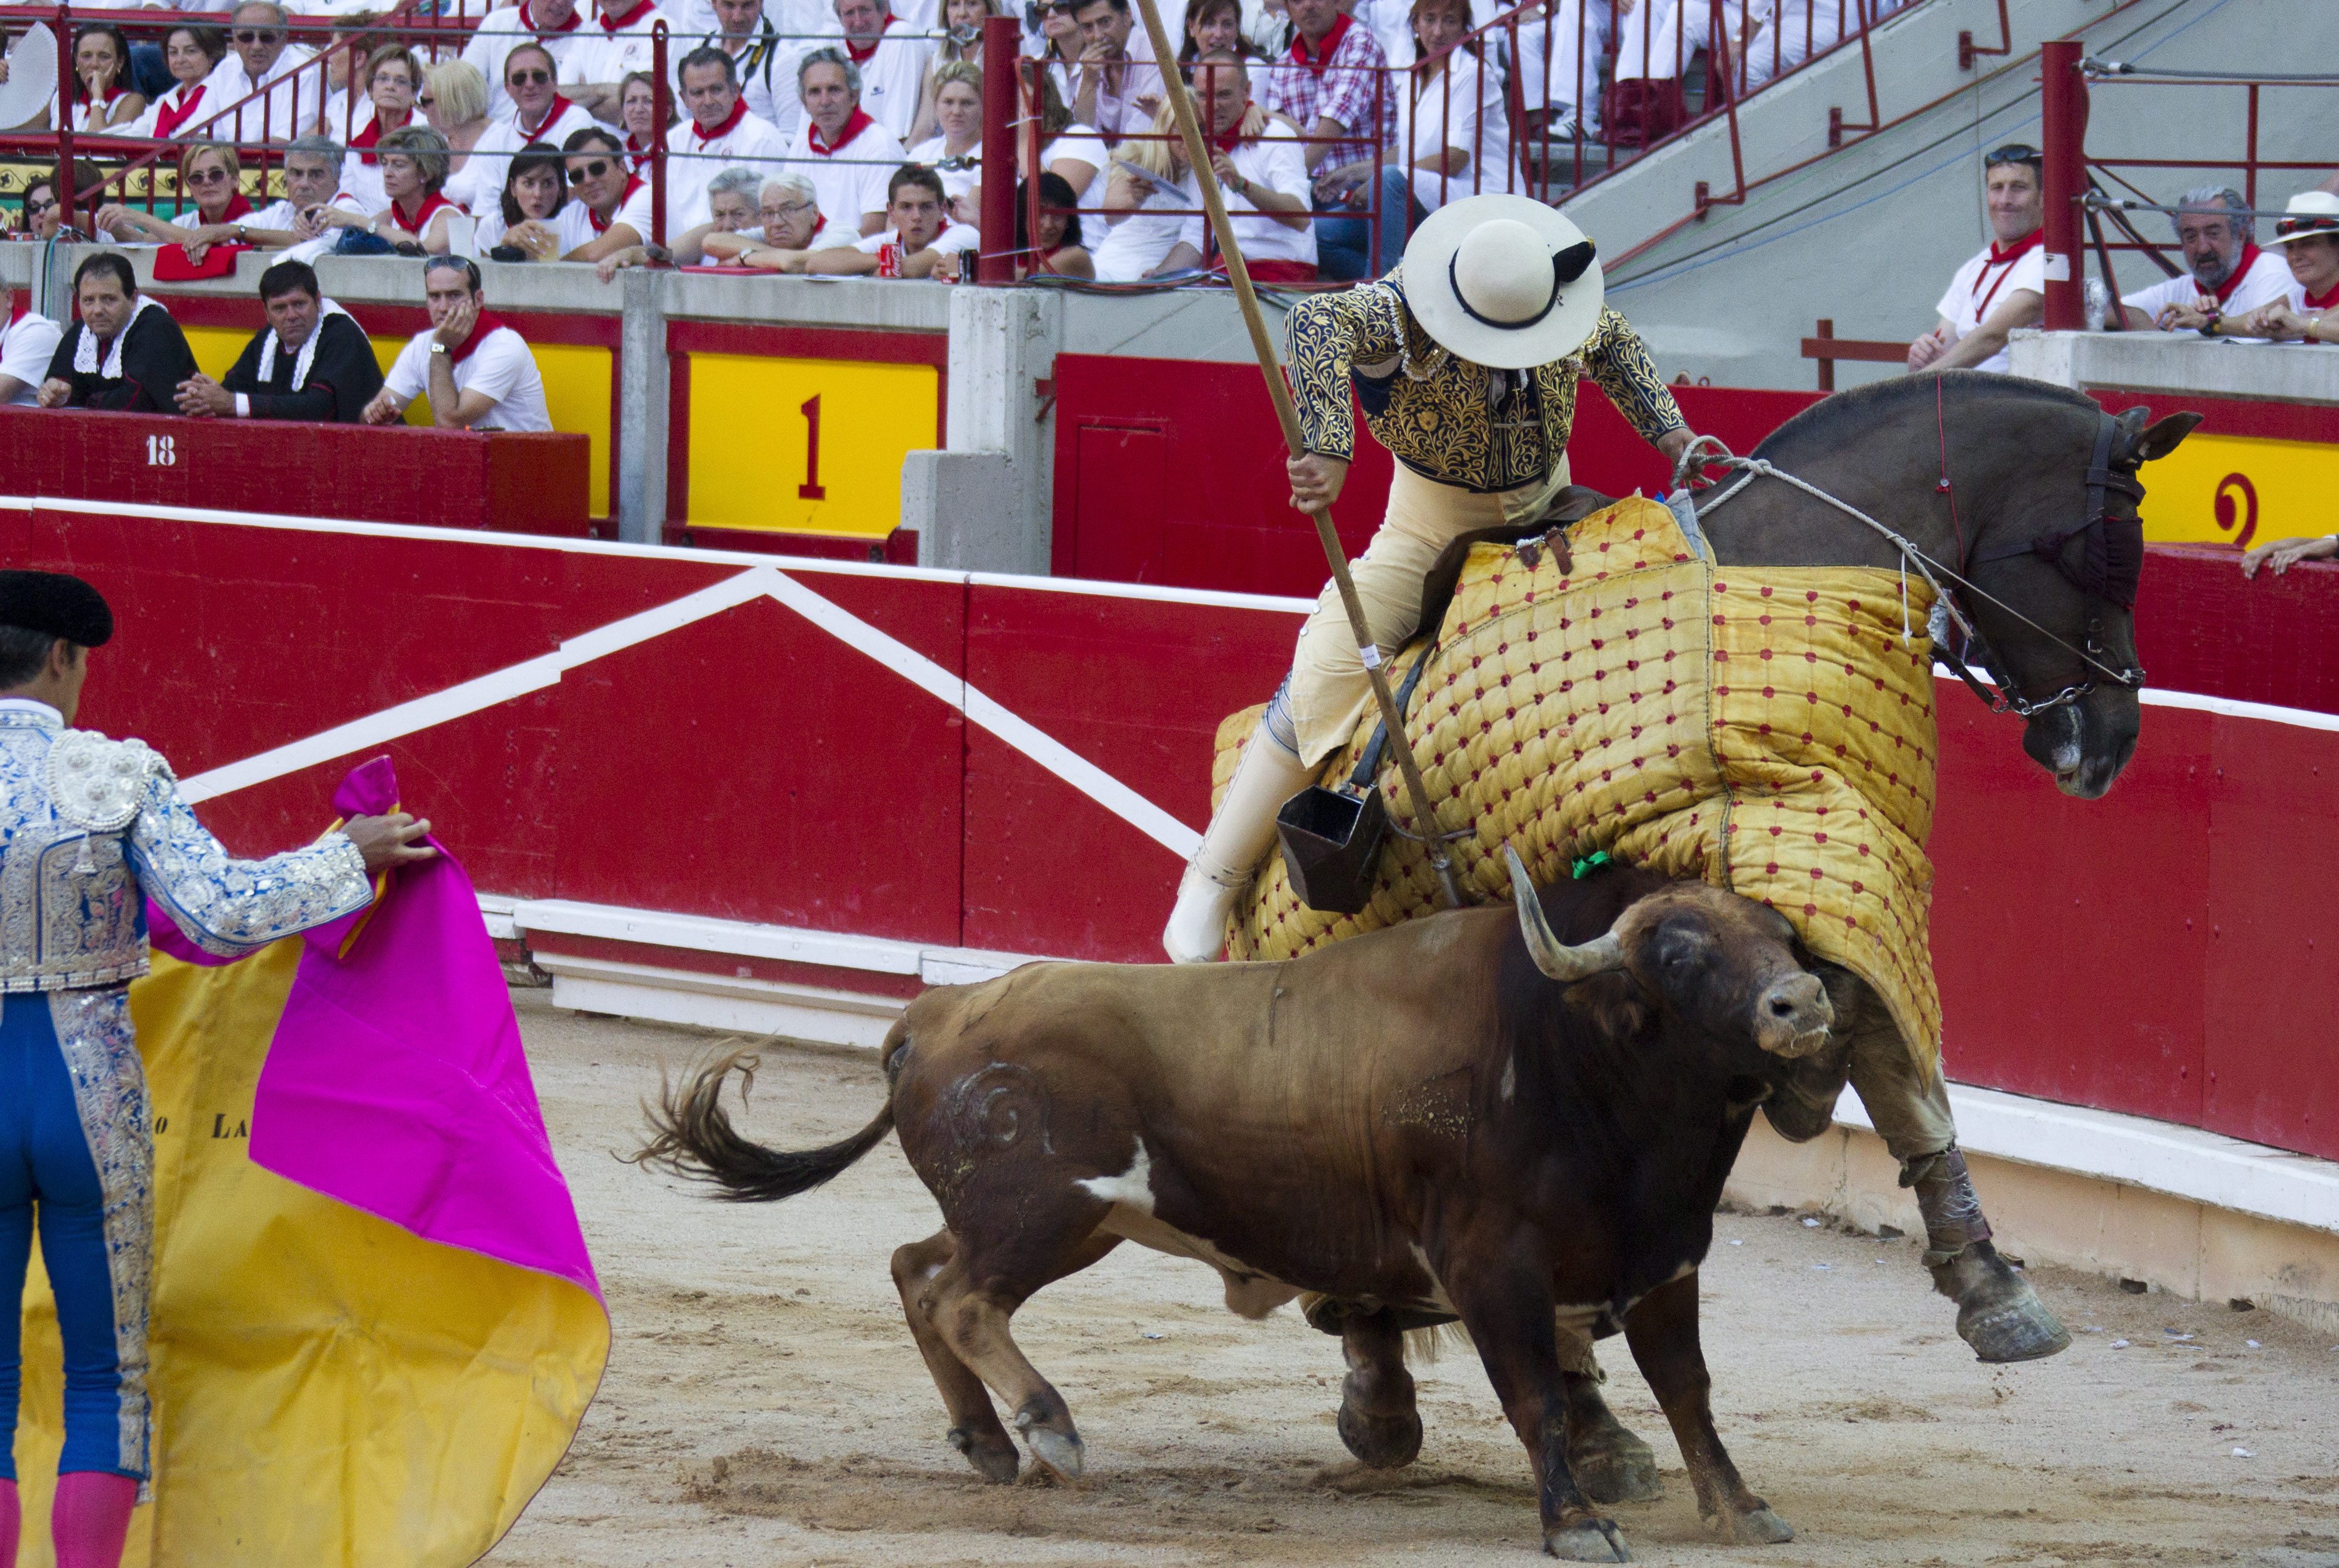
948, 1426, 1020, 1484
1708, 1505, 1794, 1545
1569, 1422, 1661, 1504
1957, 1280, 2072, 1363
1336, 1399, 1423, 1469
1545, 1519, 1633, 1562
1022, 1426, 1085, 1479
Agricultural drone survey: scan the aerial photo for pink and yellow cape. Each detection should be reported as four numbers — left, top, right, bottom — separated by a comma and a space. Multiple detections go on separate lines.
13, 759, 607, 1566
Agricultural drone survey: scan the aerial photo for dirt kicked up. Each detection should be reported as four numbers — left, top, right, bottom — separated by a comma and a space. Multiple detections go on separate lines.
489, 995, 2339, 1568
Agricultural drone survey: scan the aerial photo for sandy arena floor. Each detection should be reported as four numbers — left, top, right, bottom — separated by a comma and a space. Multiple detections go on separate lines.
486, 994, 2339, 1568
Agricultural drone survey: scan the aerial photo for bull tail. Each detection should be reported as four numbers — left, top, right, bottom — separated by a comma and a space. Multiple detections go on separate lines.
635, 1045, 895, 1203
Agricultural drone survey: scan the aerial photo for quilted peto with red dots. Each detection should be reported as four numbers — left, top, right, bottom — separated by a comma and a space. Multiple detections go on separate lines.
1216, 494, 1945, 1071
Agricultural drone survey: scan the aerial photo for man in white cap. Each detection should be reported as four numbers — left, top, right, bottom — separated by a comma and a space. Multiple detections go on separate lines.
1162, 192, 1700, 964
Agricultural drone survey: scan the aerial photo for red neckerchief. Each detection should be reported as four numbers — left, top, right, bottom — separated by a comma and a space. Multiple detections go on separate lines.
1209, 117, 1246, 154
2303, 277, 2339, 312
844, 14, 893, 62
2210, 243, 2266, 306
349, 113, 410, 164
518, 93, 577, 138
805, 108, 875, 155
520, 0, 582, 33
1970, 226, 2041, 317
598, 0, 654, 31
392, 189, 455, 232
216, 191, 256, 223
154, 83, 207, 138
624, 130, 651, 169
447, 311, 511, 365
692, 96, 748, 141
1288, 10, 1351, 75
588, 174, 643, 231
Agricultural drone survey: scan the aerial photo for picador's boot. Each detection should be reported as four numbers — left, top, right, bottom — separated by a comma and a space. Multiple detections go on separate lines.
1163, 713, 1314, 964
1909, 1146, 2070, 1363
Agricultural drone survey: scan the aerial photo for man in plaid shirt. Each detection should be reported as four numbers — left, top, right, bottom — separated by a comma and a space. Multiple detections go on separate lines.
1261, 0, 1396, 279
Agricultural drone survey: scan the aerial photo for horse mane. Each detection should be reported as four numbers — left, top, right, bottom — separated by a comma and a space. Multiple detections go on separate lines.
1752, 371, 2105, 463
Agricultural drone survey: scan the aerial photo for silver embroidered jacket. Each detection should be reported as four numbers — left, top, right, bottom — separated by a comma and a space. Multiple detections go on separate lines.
0, 707, 374, 992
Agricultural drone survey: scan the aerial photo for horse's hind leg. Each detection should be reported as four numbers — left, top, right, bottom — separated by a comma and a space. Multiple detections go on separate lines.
928, 1219, 1117, 1481
1336, 1309, 1422, 1468
893, 1231, 1018, 1484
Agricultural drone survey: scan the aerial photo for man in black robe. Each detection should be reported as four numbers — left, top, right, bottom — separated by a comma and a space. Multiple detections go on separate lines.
35, 252, 198, 413
175, 260, 384, 424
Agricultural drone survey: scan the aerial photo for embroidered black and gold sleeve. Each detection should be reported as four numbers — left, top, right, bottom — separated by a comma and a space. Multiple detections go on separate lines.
1580, 307, 1686, 445
1283, 280, 1404, 462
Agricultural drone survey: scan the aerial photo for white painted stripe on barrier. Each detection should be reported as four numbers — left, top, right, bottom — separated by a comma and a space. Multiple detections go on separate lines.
510, 896, 1050, 984
968, 571, 1320, 615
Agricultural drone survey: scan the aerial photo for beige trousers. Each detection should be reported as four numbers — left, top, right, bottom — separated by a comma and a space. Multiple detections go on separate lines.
1841, 984, 1958, 1162
1286, 457, 1573, 766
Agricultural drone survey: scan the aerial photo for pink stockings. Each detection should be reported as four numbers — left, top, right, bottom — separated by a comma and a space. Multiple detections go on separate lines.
0, 1473, 137, 1568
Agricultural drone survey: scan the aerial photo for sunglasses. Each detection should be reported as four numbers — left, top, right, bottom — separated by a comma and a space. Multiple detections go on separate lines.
1983, 143, 2039, 166
25, 196, 58, 214
232, 28, 284, 42
508, 68, 553, 84
2276, 215, 2338, 236
416, 93, 435, 106
567, 158, 613, 183
186, 166, 234, 184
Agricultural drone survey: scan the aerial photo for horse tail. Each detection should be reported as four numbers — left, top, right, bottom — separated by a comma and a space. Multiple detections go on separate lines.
635, 1043, 895, 1204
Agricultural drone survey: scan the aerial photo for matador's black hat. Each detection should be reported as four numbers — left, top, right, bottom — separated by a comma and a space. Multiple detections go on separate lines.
0, 571, 114, 647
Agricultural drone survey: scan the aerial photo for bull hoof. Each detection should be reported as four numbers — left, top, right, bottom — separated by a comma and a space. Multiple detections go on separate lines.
1336, 1398, 1423, 1469
1545, 1518, 1632, 1562
1707, 1505, 1794, 1545
1021, 1425, 1085, 1480
1569, 1420, 1661, 1505
1938, 1246, 2070, 1363
948, 1425, 1020, 1484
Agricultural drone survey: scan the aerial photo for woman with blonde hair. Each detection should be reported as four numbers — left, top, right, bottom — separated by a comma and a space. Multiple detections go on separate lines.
907, 59, 983, 223
1093, 100, 1192, 280
94, 144, 253, 261
418, 59, 492, 187
906, 0, 998, 143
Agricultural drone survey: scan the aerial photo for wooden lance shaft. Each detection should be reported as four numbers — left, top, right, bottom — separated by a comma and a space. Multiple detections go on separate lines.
1128, 0, 1466, 910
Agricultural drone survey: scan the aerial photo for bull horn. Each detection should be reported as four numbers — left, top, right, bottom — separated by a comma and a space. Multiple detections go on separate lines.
1504, 845, 1625, 983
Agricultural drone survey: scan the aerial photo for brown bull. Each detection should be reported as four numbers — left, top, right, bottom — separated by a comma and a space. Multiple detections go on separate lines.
642, 853, 1847, 1562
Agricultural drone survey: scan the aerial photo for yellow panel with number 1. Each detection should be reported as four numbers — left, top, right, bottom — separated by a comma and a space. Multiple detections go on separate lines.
686, 353, 942, 538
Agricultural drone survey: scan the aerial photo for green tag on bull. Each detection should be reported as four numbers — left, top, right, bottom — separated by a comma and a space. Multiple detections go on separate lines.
1571, 851, 1611, 880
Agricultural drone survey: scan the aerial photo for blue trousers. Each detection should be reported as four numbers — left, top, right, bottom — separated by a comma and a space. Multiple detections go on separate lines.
1312, 169, 1426, 283
0, 993, 143, 1481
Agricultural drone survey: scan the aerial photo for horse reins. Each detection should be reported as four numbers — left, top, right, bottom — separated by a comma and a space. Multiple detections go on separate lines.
1674, 407, 2150, 721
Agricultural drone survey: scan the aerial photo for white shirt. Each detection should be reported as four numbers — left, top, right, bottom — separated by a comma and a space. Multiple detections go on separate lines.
567, 1, 678, 88
444, 98, 601, 214
663, 106, 791, 231
687, 29, 797, 136
905, 133, 981, 210
1091, 176, 1191, 282
1393, 52, 1510, 210
1043, 122, 1110, 186
0, 311, 62, 404
197, 47, 322, 143
462, 2, 596, 122
854, 218, 981, 261
119, 81, 208, 141
1174, 125, 1313, 267
2284, 272, 2339, 314
845, 29, 935, 142
2121, 245, 2292, 327
1074, 30, 1162, 145
785, 114, 908, 229
1934, 235, 2048, 375
476, 199, 601, 254
384, 325, 553, 432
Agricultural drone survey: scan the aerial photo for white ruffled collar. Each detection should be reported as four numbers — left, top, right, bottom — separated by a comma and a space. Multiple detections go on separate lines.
72, 294, 162, 379
256, 298, 351, 392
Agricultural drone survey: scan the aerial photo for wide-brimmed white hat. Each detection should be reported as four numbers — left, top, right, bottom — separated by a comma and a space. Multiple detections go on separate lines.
2265, 190, 2339, 247
1401, 195, 1604, 370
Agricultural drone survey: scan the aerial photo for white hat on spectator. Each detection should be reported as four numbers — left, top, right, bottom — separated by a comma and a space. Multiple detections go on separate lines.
1401, 194, 1604, 370
2265, 191, 2339, 247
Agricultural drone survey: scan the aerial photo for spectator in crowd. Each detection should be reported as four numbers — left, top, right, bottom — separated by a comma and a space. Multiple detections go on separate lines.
36, 254, 198, 413
617, 71, 665, 172
835, 0, 933, 141
1260, 0, 1393, 280
14, 175, 68, 243
703, 170, 861, 269
174, 259, 382, 423
0, 297, 63, 405
1498, 0, 1602, 141
203, 2, 319, 144
908, 0, 999, 145
1030, 0, 1082, 103
369, 126, 465, 250
1094, 102, 1192, 280
336, 44, 424, 211
566, 0, 678, 122
475, 143, 593, 258
906, 59, 983, 224
121, 25, 226, 141
447, 44, 598, 212
1740, 0, 1895, 90
1318, 0, 1508, 277
1177, 0, 1271, 71
2238, 192, 2339, 344
1017, 170, 1094, 275
97, 144, 255, 260
784, 161, 980, 274
1069, 0, 1162, 146
663, 46, 790, 231
598, 164, 772, 273
2121, 186, 2291, 335
2240, 534, 2337, 577
562, 126, 657, 258
421, 59, 495, 188
365, 256, 553, 430
690, 0, 793, 136
456, 0, 585, 122
461, 0, 590, 122
311, 17, 387, 141
237, 136, 350, 245
68, 25, 146, 133
1907, 143, 2043, 374
1151, 52, 1314, 280
786, 48, 909, 236
1018, 71, 1109, 197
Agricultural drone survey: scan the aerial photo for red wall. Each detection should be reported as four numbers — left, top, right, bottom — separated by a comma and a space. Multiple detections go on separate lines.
11, 502, 2336, 1162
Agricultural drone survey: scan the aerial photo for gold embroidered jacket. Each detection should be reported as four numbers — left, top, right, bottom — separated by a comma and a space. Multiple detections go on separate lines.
1283, 272, 1686, 493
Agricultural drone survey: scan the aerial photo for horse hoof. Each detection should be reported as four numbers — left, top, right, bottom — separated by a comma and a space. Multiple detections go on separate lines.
1023, 1426, 1085, 1479
1709, 1505, 1794, 1545
1570, 1423, 1661, 1505
1958, 1281, 2072, 1363
948, 1427, 1020, 1484
1545, 1519, 1632, 1562
1336, 1398, 1423, 1469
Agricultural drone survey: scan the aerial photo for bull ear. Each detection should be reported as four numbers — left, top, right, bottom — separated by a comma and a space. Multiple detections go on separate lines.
2123, 410, 2203, 464
1504, 845, 1625, 983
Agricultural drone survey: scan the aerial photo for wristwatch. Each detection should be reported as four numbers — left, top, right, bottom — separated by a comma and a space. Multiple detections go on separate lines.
429, 342, 449, 355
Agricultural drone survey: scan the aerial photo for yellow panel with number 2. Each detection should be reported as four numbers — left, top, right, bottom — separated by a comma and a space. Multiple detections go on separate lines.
686, 353, 942, 538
